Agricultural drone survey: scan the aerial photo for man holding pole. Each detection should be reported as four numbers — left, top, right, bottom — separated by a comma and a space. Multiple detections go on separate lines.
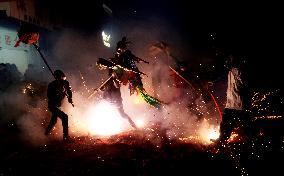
14, 23, 74, 141
44, 70, 74, 141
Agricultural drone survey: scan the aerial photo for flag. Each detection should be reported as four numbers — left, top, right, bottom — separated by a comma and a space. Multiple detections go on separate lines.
14, 23, 40, 47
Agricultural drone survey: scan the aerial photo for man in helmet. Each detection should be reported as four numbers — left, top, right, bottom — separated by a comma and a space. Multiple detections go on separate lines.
44, 70, 73, 141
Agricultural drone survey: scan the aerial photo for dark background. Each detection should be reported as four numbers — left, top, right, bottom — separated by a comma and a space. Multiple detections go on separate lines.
38, 0, 283, 90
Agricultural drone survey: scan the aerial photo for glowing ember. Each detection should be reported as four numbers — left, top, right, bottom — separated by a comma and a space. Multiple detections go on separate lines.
228, 131, 239, 142
199, 127, 220, 144
22, 83, 34, 94
198, 119, 220, 144
255, 115, 282, 119
208, 128, 220, 141
86, 100, 124, 136
179, 126, 220, 145
179, 136, 200, 143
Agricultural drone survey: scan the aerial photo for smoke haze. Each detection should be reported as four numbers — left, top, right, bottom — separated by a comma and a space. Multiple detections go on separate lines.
0, 17, 221, 146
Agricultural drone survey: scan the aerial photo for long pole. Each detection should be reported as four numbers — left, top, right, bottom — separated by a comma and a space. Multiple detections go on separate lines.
169, 66, 195, 90
88, 75, 113, 99
152, 42, 222, 119
33, 43, 55, 78
169, 66, 222, 120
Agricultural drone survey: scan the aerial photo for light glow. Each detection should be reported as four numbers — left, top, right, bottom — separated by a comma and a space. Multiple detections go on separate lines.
86, 100, 124, 136
102, 31, 111, 47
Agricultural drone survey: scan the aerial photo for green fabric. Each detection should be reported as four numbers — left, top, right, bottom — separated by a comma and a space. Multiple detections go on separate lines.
137, 86, 162, 109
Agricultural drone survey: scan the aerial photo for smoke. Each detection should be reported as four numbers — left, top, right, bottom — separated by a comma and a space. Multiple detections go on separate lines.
47, 19, 220, 145
0, 82, 50, 146
16, 112, 46, 145
0, 16, 221, 146
0, 86, 28, 124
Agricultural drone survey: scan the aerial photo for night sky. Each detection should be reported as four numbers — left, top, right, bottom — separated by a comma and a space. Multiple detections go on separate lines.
39, 0, 283, 89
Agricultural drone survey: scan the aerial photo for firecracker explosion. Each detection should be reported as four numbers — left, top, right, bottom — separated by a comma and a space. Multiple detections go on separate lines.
0, 2, 283, 175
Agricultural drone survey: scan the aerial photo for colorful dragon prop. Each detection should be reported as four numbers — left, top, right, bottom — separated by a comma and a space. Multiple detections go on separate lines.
95, 58, 162, 109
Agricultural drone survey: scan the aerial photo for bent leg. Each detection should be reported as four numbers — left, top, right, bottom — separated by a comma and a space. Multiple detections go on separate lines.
118, 107, 137, 129
57, 109, 69, 139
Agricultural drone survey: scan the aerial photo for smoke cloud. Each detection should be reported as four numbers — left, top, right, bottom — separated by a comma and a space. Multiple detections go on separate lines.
0, 16, 221, 146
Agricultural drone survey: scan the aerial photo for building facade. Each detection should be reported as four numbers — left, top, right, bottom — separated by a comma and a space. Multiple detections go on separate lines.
0, 0, 58, 75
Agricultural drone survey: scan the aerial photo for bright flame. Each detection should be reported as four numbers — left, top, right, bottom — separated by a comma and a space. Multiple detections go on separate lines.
199, 127, 220, 144
86, 100, 124, 136
179, 121, 220, 145
198, 119, 220, 144
135, 118, 145, 128
208, 128, 220, 141
228, 131, 239, 142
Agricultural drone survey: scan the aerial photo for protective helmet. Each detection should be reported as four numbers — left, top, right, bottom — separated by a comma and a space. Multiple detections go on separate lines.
116, 36, 129, 51
54, 70, 66, 80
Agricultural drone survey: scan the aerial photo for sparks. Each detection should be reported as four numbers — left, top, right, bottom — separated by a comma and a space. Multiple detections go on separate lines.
86, 100, 126, 136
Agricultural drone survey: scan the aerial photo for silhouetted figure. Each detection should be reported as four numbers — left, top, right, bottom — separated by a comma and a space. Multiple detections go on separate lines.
111, 37, 162, 109
44, 70, 73, 141
216, 54, 252, 147
100, 73, 137, 129
113, 37, 149, 95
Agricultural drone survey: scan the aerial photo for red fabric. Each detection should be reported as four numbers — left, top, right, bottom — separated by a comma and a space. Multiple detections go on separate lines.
14, 33, 40, 47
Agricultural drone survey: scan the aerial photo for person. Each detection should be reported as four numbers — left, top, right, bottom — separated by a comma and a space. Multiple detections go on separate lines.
101, 76, 138, 129
44, 70, 73, 141
215, 54, 252, 148
110, 37, 162, 109
113, 36, 149, 95
96, 59, 138, 129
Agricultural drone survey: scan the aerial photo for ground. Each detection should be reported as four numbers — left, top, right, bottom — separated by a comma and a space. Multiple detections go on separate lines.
1, 123, 284, 176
